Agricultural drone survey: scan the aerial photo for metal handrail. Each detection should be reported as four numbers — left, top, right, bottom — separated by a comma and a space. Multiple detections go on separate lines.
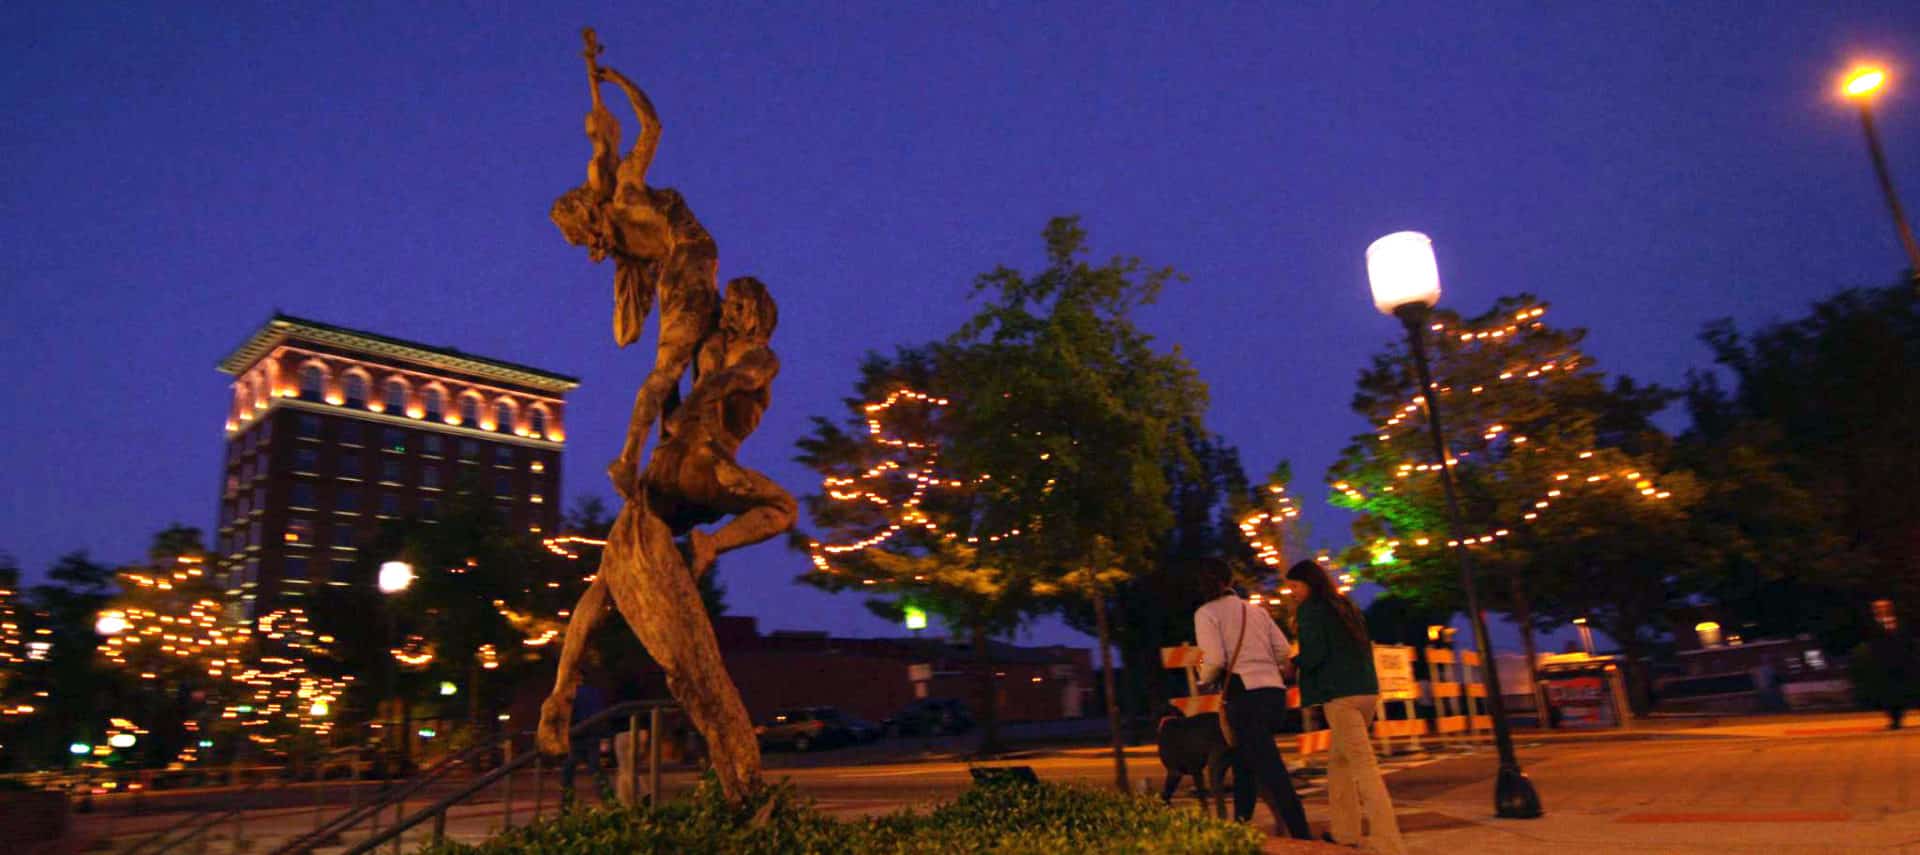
339, 700, 677, 855
123, 745, 361, 855
264, 736, 500, 855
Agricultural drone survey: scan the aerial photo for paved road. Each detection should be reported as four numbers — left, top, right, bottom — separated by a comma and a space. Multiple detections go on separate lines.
72, 712, 1920, 853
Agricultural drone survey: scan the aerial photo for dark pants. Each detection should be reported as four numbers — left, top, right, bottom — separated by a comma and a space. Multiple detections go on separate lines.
561, 734, 609, 801
1226, 686, 1312, 838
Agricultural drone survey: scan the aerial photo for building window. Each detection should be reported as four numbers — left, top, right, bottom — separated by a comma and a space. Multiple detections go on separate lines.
236, 493, 251, 517
494, 445, 515, 466
338, 454, 363, 480
385, 379, 407, 413
243, 558, 259, 585
332, 523, 356, 549
298, 414, 321, 439
247, 521, 262, 549
530, 408, 547, 436
460, 439, 479, 461
294, 448, 319, 474
381, 459, 403, 484
420, 497, 439, 518
259, 418, 272, 440
340, 421, 364, 446
460, 395, 480, 426
344, 374, 369, 409
290, 483, 316, 510
495, 401, 514, 433
423, 389, 444, 422
378, 492, 400, 516
240, 460, 255, 482
422, 466, 441, 489
530, 493, 544, 505
252, 486, 266, 508
330, 558, 354, 580
285, 556, 309, 579
336, 490, 360, 513
422, 434, 443, 456
285, 518, 313, 544
383, 428, 407, 453
495, 474, 512, 497
299, 366, 325, 402
529, 459, 544, 474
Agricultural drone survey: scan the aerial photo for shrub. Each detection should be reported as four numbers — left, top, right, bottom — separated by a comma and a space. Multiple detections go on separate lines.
419, 776, 1264, 854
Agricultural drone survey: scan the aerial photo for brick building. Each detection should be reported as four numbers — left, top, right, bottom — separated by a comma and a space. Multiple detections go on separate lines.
214, 314, 578, 617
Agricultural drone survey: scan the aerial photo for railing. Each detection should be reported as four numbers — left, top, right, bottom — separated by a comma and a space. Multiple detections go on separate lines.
238, 700, 675, 855
263, 736, 503, 855
122, 744, 363, 855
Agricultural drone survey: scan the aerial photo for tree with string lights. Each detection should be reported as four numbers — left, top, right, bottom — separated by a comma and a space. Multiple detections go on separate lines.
1327, 295, 1700, 703
795, 347, 1042, 754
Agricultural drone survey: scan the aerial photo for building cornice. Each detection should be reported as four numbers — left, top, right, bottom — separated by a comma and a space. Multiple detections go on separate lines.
233, 397, 566, 451
219, 315, 580, 393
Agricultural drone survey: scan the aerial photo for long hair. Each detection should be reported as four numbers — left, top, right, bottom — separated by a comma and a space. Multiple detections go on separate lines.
1286, 560, 1369, 644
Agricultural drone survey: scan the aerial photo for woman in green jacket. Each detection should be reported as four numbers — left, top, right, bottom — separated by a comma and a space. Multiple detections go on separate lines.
1287, 560, 1406, 855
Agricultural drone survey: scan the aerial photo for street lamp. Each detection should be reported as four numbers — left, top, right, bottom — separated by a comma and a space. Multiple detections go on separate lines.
377, 560, 414, 773
94, 611, 128, 637
377, 560, 416, 594
1840, 65, 1920, 288
1366, 231, 1543, 819
1572, 618, 1596, 657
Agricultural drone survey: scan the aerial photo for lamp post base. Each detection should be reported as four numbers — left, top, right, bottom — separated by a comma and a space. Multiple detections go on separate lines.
1496, 763, 1544, 818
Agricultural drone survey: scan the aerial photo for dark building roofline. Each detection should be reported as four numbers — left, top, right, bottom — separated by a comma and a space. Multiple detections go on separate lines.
218, 313, 580, 392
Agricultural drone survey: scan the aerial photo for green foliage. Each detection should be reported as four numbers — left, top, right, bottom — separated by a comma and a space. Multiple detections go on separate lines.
1327, 296, 1697, 652
1685, 282, 1920, 633
418, 777, 1263, 855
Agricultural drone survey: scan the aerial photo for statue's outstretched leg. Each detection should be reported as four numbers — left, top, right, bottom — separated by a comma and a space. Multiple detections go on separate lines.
609, 252, 717, 498
599, 502, 762, 800
688, 463, 796, 578
537, 577, 612, 756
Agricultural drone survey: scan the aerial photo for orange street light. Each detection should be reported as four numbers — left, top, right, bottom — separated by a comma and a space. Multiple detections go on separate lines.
1837, 64, 1920, 287
1844, 67, 1887, 99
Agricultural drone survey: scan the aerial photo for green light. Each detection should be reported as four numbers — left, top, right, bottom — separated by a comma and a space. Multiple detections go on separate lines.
198, 740, 214, 748
235, 705, 254, 713
903, 606, 928, 631
69, 742, 91, 756
439, 681, 457, 696
417, 727, 436, 739
1370, 544, 1395, 566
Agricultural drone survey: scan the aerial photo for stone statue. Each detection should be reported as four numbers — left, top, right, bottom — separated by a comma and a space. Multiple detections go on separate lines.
551, 28, 718, 502
539, 30, 793, 801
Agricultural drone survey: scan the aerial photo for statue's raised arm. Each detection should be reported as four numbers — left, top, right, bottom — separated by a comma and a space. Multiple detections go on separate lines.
596, 66, 663, 194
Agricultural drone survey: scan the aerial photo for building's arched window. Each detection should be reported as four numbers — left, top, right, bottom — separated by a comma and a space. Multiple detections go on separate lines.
299, 366, 325, 402
343, 374, 369, 409
529, 407, 547, 437
459, 394, 480, 426
495, 401, 515, 433
422, 388, 445, 422
385, 379, 408, 413
234, 381, 253, 421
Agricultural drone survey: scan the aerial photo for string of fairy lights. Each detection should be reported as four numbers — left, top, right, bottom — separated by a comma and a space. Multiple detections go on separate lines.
1331, 303, 1674, 559
804, 388, 1031, 584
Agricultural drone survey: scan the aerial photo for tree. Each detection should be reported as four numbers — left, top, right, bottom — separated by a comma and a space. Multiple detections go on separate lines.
1685, 282, 1920, 633
21, 551, 119, 765
942, 217, 1211, 790
794, 347, 1041, 754
1327, 296, 1699, 704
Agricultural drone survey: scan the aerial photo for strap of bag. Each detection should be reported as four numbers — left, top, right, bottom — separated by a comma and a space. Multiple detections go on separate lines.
1223, 600, 1250, 679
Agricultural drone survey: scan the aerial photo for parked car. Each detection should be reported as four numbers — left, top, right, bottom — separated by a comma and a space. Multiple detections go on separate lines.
756, 706, 866, 752
885, 698, 974, 737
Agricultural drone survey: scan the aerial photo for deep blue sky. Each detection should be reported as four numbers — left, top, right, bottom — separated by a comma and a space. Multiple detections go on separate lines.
3, 3, 1916, 651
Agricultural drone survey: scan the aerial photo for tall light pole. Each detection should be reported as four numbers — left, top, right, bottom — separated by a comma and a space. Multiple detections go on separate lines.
1366, 231, 1543, 818
1842, 66, 1920, 290
1572, 617, 1596, 657
377, 561, 414, 774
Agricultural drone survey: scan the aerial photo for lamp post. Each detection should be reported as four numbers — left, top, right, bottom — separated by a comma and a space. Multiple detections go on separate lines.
377, 561, 414, 774
1572, 618, 1596, 657
1841, 66, 1920, 289
1366, 231, 1542, 818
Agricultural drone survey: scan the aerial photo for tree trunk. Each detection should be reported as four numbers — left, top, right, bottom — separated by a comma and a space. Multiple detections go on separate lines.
1507, 574, 1552, 729
1091, 591, 1129, 792
597, 503, 761, 800
971, 622, 1002, 756
468, 657, 482, 732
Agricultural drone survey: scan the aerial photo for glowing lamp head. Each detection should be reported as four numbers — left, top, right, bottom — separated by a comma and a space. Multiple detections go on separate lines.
69, 742, 91, 756
438, 681, 458, 696
1366, 231, 1442, 316
95, 611, 128, 636
377, 561, 415, 594
109, 733, 137, 749
1844, 67, 1887, 99
903, 605, 928, 631
309, 701, 330, 717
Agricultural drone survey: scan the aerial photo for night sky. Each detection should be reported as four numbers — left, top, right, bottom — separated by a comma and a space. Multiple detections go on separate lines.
4, 3, 1916, 651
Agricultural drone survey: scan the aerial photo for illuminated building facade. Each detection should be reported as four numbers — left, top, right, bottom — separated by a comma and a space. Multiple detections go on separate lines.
215, 314, 578, 616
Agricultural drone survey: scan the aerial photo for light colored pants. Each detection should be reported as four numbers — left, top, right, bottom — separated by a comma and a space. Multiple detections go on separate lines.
1324, 694, 1407, 855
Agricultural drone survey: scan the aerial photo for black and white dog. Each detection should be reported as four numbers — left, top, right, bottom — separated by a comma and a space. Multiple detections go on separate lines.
1155, 705, 1231, 818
